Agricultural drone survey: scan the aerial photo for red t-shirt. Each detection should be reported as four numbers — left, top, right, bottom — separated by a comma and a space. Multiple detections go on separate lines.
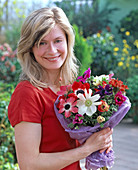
8, 81, 81, 170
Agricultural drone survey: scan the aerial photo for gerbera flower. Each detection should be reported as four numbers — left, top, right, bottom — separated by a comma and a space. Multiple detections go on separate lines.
58, 97, 78, 118
77, 89, 101, 116
77, 68, 91, 83
114, 91, 126, 106
98, 100, 110, 112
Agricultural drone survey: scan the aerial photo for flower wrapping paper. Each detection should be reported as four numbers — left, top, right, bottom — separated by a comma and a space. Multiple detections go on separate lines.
54, 96, 131, 170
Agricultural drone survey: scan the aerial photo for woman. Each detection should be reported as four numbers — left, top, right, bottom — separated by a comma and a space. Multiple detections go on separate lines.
8, 7, 113, 170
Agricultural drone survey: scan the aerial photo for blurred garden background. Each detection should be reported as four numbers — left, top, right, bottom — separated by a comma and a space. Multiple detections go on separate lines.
0, 0, 138, 169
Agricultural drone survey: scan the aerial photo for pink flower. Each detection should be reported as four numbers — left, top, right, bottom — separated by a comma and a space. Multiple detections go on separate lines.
73, 114, 83, 124
3, 51, 10, 57
58, 97, 78, 118
109, 73, 114, 81
77, 68, 91, 83
115, 91, 126, 106
57, 84, 72, 95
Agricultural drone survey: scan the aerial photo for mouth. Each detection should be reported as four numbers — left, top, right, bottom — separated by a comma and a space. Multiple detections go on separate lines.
44, 55, 60, 62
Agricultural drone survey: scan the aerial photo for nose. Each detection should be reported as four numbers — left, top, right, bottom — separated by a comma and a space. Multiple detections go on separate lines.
48, 42, 57, 54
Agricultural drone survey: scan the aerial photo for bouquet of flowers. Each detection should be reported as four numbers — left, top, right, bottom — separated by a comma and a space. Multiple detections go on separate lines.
54, 68, 131, 170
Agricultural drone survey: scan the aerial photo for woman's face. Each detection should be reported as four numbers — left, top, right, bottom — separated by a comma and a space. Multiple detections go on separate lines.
32, 25, 68, 72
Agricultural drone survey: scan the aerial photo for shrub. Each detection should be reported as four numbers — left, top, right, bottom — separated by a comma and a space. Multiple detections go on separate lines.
0, 43, 21, 83
87, 31, 118, 76
126, 75, 138, 123
116, 9, 138, 81
55, 0, 119, 37
115, 31, 138, 80
0, 82, 19, 169
73, 25, 93, 75
118, 9, 138, 40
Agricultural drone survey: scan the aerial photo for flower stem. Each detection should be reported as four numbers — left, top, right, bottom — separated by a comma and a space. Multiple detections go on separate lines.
100, 167, 108, 170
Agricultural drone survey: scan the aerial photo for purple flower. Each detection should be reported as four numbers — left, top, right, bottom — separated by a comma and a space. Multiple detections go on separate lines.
73, 114, 84, 124
115, 91, 126, 106
96, 84, 113, 98
77, 68, 91, 83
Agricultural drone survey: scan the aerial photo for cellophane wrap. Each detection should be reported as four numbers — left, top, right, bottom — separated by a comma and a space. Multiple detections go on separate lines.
54, 97, 131, 170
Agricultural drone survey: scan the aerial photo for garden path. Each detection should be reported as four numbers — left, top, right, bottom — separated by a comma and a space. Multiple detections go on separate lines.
80, 119, 138, 170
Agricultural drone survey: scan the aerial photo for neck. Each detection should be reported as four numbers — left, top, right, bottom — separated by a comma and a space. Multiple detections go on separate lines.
45, 69, 61, 87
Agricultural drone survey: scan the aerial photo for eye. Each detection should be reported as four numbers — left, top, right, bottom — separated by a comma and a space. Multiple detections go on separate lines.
39, 42, 47, 46
55, 39, 62, 43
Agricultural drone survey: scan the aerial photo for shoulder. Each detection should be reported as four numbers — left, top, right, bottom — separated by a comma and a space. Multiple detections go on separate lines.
8, 81, 45, 127
15, 80, 40, 93
12, 81, 44, 99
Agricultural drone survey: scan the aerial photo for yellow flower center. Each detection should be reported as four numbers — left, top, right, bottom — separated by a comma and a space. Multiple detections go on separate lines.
85, 100, 92, 107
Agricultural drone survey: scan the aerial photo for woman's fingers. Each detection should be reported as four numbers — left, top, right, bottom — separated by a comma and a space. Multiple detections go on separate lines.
99, 134, 113, 153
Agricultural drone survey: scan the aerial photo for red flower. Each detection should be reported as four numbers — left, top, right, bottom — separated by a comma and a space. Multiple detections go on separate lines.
109, 79, 128, 92
102, 81, 107, 88
98, 100, 110, 112
68, 93, 78, 100
106, 26, 111, 32
72, 81, 90, 92
119, 84, 129, 92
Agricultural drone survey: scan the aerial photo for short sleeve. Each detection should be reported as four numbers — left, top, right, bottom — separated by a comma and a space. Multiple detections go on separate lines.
8, 81, 44, 127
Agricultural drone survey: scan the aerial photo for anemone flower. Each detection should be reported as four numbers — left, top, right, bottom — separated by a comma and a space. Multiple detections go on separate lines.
72, 81, 90, 96
58, 97, 78, 118
77, 89, 101, 116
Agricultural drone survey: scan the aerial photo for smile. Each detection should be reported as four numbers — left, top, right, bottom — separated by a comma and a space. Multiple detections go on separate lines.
44, 55, 60, 62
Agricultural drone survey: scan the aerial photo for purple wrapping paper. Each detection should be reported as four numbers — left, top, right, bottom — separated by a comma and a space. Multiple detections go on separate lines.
54, 97, 131, 170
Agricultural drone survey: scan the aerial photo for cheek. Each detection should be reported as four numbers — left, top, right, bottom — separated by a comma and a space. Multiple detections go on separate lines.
32, 47, 45, 58
61, 42, 68, 56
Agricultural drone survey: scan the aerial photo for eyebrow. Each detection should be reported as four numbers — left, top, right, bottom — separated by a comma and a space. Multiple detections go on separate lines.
41, 36, 64, 41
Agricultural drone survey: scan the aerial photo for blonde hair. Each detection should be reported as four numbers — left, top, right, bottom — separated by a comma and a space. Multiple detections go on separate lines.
17, 7, 79, 88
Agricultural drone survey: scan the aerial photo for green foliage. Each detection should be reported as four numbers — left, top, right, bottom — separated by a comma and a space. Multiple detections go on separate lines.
73, 25, 93, 75
0, 43, 21, 83
5, 22, 23, 50
0, 0, 27, 48
87, 31, 118, 76
55, 0, 119, 37
118, 9, 138, 39
126, 75, 138, 123
0, 82, 19, 169
54, 0, 76, 24
117, 10, 138, 80
114, 31, 138, 81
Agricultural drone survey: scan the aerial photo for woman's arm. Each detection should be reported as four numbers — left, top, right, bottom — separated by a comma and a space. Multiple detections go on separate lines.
15, 122, 112, 170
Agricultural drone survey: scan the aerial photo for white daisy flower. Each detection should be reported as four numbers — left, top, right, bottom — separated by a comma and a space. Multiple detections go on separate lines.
77, 89, 102, 116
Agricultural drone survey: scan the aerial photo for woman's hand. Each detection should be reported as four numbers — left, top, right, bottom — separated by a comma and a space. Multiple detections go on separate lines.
82, 127, 113, 157
99, 132, 113, 154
